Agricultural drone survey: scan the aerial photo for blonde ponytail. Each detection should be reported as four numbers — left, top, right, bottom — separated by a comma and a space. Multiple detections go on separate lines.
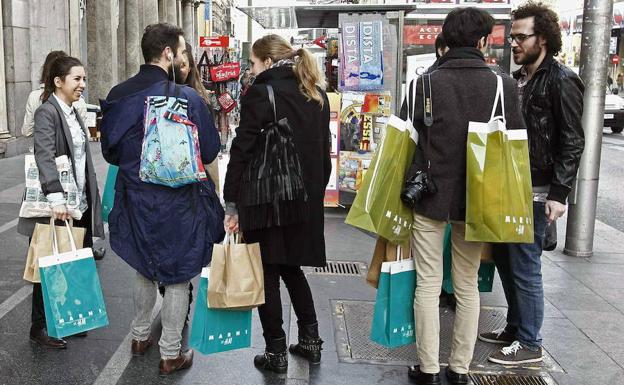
293, 48, 325, 108
252, 34, 325, 108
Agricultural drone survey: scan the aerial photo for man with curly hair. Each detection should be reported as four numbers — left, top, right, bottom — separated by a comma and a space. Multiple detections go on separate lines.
479, 1, 585, 365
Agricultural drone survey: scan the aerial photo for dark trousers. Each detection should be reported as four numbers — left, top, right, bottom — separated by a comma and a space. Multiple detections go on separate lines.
493, 202, 548, 350
258, 264, 317, 344
31, 213, 93, 331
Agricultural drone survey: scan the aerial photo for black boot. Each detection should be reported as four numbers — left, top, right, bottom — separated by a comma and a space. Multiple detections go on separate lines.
289, 322, 323, 365
254, 337, 288, 374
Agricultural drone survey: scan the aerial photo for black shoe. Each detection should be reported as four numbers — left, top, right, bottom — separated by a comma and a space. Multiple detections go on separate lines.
478, 327, 516, 345
93, 247, 106, 260
289, 322, 323, 365
407, 365, 441, 385
29, 328, 67, 349
255, 337, 288, 374
446, 367, 469, 385
488, 341, 543, 365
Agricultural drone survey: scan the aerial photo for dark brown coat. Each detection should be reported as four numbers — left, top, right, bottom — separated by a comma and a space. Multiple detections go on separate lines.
224, 66, 331, 267
407, 52, 526, 222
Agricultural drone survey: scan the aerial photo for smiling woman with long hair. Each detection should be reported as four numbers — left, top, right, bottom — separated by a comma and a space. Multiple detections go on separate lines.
17, 55, 105, 349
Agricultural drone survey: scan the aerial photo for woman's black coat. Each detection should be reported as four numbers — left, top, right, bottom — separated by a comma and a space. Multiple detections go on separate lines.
224, 66, 331, 267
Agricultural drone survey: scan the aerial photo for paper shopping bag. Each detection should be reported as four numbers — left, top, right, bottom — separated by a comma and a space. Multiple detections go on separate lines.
208, 233, 264, 310
39, 221, 108, 338
23, 219, 85, 283
370, 254, 416, 348
366, 237, 407, 289
441, 224, 496, 293
345, 115, 417, 247
190, 268, 252, 355
465, 75, 534, 243
101, 165, 118, 223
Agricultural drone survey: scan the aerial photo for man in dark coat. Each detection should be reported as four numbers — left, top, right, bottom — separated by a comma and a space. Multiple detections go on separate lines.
99, 23, 223, 375
480, 2, 584, 366
404, 8, 526, 385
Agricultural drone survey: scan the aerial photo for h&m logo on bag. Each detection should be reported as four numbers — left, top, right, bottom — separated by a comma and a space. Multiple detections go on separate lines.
385, 210, 413, 236
505, 215, 533, 235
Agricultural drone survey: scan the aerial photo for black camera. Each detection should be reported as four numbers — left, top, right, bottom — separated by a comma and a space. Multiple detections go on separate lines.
400, 171, 437, 208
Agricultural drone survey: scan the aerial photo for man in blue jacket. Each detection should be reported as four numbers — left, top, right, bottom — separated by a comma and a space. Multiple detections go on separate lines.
100, 23, 223, 375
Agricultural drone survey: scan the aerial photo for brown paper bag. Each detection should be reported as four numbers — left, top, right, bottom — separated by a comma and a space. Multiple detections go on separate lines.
481, 243, 493, 263
208, 233, 265, 310
23, 219, 85, 283
366, 237, 406, 289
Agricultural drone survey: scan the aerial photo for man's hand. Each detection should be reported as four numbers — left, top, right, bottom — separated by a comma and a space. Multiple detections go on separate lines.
224, 214, 239, 233
545, 200, 566, 224
51, 204, 70, 221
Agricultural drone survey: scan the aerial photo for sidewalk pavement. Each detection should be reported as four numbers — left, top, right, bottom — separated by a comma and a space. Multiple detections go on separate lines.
0, 144, 623, 385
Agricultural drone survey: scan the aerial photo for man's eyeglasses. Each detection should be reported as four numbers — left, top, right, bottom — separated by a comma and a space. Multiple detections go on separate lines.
507, 33, 536, 44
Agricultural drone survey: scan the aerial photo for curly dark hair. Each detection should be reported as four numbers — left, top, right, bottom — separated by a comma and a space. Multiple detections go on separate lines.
512, 1, 562, 56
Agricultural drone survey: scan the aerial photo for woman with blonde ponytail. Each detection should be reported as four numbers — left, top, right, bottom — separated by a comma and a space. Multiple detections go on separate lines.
223, 34, 331, 373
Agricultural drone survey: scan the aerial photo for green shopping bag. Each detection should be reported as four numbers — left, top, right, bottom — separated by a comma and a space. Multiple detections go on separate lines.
441, 225, 495, 293
370, 250, 416, 348
39, 221, 109, 339
345, 115, 417, 247
465, 75, 533, 243
190, 267, 252, 355
101, 165, 118, 223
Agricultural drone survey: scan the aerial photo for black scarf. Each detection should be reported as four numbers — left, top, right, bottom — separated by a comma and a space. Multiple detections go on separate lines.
438, 47, 485, 67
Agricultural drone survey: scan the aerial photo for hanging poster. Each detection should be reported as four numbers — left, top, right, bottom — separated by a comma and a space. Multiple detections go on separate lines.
339, 14, 385, 92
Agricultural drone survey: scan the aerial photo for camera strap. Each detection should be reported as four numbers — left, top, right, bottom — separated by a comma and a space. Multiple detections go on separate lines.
422, 73, 433, 173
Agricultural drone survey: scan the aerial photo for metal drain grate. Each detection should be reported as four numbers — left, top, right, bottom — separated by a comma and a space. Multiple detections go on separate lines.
308, 261, 366, 276
470, 373, 554, 385
331, 300, 563, 373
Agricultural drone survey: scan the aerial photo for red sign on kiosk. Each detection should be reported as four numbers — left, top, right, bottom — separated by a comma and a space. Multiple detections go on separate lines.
200, 36, 230, 48
612, 55, 620, 65
209, 62, 241, 82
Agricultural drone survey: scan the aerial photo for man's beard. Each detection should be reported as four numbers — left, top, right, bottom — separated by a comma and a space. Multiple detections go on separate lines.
514, 42, 542, 65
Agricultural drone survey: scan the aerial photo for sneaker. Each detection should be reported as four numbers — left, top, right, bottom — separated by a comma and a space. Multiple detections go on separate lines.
478, 327, 515, 345
488, 341, 543, 365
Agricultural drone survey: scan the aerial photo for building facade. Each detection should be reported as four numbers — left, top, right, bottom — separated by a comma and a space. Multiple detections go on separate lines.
0, 0, 228, 158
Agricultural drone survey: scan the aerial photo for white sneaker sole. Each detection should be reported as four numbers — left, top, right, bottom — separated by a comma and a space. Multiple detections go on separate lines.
478, 335, 514, 345
488, 356, 544, 365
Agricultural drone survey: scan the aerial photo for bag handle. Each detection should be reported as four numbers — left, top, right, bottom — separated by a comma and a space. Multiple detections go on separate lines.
489, 75, 506, 124
395, 244, 403, 262
49, 219, 77, 256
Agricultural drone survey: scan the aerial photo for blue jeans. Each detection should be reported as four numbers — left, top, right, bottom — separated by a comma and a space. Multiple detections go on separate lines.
493, 202, 548, 350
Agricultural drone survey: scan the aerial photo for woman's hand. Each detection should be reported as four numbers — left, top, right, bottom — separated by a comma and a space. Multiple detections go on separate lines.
51, 204, 70, 221
224, 214, 239, 233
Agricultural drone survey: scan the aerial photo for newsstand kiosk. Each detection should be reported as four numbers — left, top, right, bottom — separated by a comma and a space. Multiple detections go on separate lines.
237, 2, 513, 207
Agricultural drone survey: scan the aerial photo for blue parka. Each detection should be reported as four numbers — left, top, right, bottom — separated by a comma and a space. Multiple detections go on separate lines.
100, 65, 224, 284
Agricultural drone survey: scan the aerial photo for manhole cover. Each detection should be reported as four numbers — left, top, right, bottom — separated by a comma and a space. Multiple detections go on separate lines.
470, 373, 557, 385
331, 300, 562, 374
306, 261, 367, 276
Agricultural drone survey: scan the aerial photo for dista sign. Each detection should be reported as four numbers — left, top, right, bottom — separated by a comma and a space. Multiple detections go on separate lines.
360, 22, 376, 64
343, 24, 359, 64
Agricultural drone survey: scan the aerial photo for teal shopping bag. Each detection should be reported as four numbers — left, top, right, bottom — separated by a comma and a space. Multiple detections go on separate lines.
441, 224, 496, 293
370, 255, 416, 348
39, 221, 109, 339
101, 165, 118, 223
190, 268, 252, 355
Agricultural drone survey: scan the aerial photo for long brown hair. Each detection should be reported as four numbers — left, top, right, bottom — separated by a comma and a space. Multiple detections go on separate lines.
39, 51, 68, 100
183, 43, 211, 104
41, 56, 84, 101
252, 34, 325, 108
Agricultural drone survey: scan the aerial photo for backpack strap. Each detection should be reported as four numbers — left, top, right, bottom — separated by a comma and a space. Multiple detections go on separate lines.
266, 84, 277, 122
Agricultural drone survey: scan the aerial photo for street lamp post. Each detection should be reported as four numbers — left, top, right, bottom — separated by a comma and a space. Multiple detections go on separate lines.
564, 0, 614, 257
